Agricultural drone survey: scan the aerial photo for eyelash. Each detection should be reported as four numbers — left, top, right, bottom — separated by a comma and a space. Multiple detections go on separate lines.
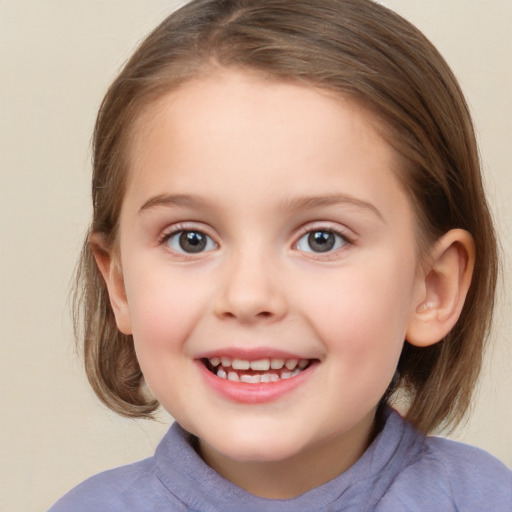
158, 224, 354, 257
294, 225, 353, 257
159, 224, 218, 256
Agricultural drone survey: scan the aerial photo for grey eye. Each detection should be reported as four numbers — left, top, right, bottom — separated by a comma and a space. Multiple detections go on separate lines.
296, 230, 346, 253
166, 230, 217, 254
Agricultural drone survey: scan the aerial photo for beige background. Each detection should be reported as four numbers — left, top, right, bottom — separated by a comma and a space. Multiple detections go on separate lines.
0, 1, 511, 511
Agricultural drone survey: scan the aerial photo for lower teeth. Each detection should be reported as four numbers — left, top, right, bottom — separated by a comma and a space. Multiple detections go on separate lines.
216, 368, 301, 383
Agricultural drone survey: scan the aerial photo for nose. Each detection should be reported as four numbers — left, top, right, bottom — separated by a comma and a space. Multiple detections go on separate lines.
213, 250, 288, 324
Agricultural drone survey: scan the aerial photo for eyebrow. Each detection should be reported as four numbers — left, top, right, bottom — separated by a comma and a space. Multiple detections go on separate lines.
139, 194, 208, 213
139, 192, 384, 221
281, 194, 384, 221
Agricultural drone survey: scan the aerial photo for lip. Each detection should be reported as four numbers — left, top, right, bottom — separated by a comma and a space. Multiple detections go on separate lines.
194, 347, 316, 361
196, 358, 318, 404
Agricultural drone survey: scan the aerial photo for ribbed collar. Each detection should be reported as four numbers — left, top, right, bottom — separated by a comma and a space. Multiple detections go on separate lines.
154, 408, 424, 512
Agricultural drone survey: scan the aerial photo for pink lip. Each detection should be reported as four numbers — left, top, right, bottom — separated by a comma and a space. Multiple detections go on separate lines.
194, 347, 314, 361
196, 359, 318, 404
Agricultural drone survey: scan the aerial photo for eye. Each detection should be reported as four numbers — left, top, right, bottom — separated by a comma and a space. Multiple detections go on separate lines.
296, 229, 348, 253
164, 230, 217, 254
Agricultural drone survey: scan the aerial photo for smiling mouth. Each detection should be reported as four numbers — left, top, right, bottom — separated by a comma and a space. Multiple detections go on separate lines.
203, 357, 314, 384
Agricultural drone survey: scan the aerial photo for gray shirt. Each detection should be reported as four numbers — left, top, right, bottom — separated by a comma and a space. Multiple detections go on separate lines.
49, 408, 512, 511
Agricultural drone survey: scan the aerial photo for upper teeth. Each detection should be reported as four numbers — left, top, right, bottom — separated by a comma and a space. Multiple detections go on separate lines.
233, 359, 251, 370
208, 357, 308, 372
246, 359, 270, 371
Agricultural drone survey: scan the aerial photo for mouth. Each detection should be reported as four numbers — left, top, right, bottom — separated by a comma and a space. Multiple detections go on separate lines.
203, 356, 313, 384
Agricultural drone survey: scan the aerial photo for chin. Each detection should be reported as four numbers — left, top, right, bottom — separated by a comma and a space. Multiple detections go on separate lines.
204, 430, 306, 464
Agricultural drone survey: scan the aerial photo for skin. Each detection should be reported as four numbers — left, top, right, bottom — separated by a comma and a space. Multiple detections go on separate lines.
94, 69, 474, 499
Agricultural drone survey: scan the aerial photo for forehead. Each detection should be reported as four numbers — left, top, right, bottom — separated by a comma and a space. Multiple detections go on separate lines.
129, 69, 388, 158
123, 69, 409, 220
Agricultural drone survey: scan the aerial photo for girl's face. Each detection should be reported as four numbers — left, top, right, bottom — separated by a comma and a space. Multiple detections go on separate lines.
113, 70, 426, 488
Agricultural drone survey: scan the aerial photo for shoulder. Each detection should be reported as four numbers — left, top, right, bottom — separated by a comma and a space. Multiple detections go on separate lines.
424, 436, 511, 499
47, 457, 184, 512
381, 428, 512, 511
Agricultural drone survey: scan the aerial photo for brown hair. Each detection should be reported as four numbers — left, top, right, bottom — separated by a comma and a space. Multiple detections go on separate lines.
75, 0, 498, 433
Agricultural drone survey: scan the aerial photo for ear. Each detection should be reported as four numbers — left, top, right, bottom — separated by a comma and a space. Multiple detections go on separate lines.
89, 233, 132, 335
406, 229, 475, 347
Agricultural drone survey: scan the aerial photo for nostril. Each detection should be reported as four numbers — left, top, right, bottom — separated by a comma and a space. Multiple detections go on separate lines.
256, 311, 273, 318
213, 285, 287, 322
218, 310, 274, 320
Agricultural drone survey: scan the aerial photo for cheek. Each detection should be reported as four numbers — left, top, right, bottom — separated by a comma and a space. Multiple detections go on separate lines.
299, 254, 417, 362
122, 267, 210, 407
122, 264, 209, 353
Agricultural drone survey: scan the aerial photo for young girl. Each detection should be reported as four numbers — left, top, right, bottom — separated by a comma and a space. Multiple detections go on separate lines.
50, 0, 511, 510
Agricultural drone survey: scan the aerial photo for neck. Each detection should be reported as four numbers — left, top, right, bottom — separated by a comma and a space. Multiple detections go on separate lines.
198, 408, 378, 499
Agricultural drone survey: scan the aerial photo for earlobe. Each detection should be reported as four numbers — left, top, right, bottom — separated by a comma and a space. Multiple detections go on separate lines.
406, 229, 475, 347
89, 233, 133, 335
